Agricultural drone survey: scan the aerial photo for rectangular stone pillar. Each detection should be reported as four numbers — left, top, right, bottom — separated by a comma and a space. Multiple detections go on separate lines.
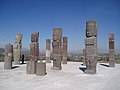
26, 32, 39, 74
83, 49, 86, 66
36, 61, 46, 76
62, 37, 68, 64
109, 33, 115, 67
26, 60, 36, 74
4, 44, 13, 69
51, 28, 62, 70
14, 34, 23, 65
84, 21, 98, 74
46, 39, 51, 63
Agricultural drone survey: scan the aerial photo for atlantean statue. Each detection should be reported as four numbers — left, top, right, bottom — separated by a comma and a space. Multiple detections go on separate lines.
4, 44, 13, 69
51, 28, 62, 70
46, 39, 51, 63
62, 37, 68, 64
84, 21, 98, 74
14, 34, 23, 64
109, 33, 115, 67
27, 32, 39, 74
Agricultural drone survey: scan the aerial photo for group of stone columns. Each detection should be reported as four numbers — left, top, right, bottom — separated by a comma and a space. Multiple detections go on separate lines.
84, 21, 98, 74
4, 34, 23, 70
3, 22, 115, 76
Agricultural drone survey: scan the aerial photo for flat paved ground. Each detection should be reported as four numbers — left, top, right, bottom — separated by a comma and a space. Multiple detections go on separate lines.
0, 61, 120, 90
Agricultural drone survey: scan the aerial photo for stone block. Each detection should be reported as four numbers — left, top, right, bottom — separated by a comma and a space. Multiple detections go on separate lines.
36, 62, 46, 76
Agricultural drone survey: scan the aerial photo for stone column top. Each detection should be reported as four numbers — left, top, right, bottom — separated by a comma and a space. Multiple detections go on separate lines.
31, 32, 39, 42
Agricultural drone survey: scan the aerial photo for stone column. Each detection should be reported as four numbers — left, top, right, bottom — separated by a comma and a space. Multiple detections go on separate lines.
4, 44, 13, 69
51, 28, 62, 70
83, 49, 86, 66
84, 21, 98, 74
62, 37, 68, 64
46, 39, 51, 63
27, 32, 39, 74
109, 33, 115, 67
14, 34, 23, 65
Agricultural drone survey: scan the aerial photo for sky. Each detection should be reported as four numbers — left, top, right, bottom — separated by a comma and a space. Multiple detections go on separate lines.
0, 0, 120, 53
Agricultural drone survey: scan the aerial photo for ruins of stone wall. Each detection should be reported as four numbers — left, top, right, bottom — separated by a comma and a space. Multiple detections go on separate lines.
4, 44, 13, 69
62, 37, 68, 64
46, 39, 51, 63
84, 21, 98, 74
14, 34, 23, 64
109, 33, 115, 67
51, 28, 62, 70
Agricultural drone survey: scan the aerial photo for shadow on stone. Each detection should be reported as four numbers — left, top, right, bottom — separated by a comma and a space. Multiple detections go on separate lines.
100, 64, 109, 67
79, 67, 86, 72
12, 66, 19, 69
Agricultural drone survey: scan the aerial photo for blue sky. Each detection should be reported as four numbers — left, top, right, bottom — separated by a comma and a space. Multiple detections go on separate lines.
0, 0, 120, 53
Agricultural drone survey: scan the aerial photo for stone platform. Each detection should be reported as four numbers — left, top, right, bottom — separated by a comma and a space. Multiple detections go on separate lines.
0, 61, 120, 90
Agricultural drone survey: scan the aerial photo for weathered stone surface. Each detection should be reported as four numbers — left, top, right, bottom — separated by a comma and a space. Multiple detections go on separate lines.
62, 37, 68, 64
14, 34, 23, 65
109, 33, 115, 67
84, 21, 98, 74
36, 61, 46, 76
46, 39, 51, 63
51, 28, 62, 70
26, 60, 36, 74
4, 44, 13, 69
